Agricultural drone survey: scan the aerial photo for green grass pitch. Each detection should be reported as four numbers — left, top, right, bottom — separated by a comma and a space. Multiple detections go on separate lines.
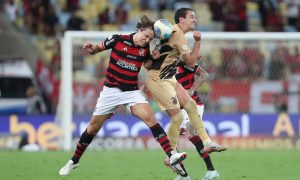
0, 149, 299, 180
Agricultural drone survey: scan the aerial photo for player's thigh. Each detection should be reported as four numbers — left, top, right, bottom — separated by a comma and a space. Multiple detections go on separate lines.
146, 78, 180, 110
175, 82, 190, 107
87, 114, 113, 134
130, 103, 157, 127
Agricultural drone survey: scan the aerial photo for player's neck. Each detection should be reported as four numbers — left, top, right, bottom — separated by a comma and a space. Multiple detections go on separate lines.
177, 23, 189, 34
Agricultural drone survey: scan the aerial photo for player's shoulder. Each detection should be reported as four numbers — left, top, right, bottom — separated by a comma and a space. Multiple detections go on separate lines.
119, 34, 132, 40
172, 24, 184, 36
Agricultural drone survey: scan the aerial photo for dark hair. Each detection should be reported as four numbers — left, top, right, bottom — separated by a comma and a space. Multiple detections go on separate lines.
136, 14, 154, 31
174, 8, 194, 24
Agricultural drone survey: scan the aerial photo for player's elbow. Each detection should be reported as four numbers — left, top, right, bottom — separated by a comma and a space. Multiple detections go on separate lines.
185, 60, 196, 67
183, 54, 197, 67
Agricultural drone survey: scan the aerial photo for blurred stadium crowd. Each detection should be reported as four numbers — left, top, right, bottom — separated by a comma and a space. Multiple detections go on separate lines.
1, 0, 300, 114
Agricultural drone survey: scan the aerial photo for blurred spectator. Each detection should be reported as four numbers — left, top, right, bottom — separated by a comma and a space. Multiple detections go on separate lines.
23, 0, 42, 34
41, 0, 51, 12
268, 47, 285, 80
257, 0, 276, 29
98, 7, 111, 26
158, 0, 168, 11
114, 2, 128, 25
0, 0, 4, 10
266, 9, 284, 31
4, 0, 18, 22
235, 0, 248, 31
140, 0, 149, 10
226, 54, 248, 79
26, 86, 47, 114
285, 0, 300, 30
66, 0, 79, 12
208, 0, 225, 22
67, 10, 85, 30
222, 2, 240, 31
286, 46, 300, 80
43, 5, 59, 36
273, 84, 289, 112
241, 47, 264, 80
158, 0, 168, 18
50, 40, 61, 74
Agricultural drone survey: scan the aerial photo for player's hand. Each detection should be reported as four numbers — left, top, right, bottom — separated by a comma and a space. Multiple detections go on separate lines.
152, 50, 161, 60
193, 31, 201, 42
83, 42, 96, 54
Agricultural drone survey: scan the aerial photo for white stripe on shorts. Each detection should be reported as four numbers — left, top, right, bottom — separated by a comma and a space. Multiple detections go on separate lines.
93, 86, 148, 115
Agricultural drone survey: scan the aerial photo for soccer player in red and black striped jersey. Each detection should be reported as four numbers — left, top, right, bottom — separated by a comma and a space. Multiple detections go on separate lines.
59, 15, 187, 177
176, 61, 220, 179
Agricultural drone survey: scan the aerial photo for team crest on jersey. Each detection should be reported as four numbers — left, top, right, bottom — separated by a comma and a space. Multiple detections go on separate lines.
171, 96, 178, 104
139, 48, 145, 56
123, 47, 128, 51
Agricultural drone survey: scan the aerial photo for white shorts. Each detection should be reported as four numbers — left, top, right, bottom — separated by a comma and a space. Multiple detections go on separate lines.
93, 86, 148, 115
181, 104, 204, 128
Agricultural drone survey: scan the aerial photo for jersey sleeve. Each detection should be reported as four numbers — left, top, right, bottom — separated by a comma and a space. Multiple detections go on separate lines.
177, 61, 199, 74
174, 32, 189, 56
103, 34, 119, 49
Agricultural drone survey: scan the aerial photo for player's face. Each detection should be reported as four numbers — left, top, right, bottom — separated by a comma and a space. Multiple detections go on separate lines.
183, 10, 197, 31
136, 28, 154, 47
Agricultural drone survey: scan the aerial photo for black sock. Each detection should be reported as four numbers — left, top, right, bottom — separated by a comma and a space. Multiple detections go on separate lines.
189, 136, 214, 171
150, 123, 173, 157
71, 129, 95, 164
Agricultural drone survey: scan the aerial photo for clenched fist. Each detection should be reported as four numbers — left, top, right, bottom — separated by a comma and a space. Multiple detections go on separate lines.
193, 31, 201, 42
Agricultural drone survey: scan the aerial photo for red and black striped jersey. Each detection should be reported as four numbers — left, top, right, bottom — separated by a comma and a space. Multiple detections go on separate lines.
176, 62, 204, 106
102, 33, 150, 91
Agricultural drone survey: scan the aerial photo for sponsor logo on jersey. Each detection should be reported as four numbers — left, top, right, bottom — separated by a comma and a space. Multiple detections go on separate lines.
127, 54, 137, 59
123, 41, 132, 46
116, 60, 138, 71
123, 47, 128, 51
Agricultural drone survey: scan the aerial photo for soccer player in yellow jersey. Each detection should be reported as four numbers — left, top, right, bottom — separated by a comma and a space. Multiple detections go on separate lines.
145, 8, 226, 179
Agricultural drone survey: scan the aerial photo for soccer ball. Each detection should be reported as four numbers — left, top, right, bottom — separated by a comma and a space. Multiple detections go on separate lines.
154, 19, 173, 40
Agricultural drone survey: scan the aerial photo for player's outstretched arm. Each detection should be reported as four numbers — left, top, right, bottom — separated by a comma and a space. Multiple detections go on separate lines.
83, 42, 105, 55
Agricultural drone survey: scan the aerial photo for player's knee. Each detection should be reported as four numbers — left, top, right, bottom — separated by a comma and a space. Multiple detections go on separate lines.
166, 108, 181, 117
143, 114, 158, 127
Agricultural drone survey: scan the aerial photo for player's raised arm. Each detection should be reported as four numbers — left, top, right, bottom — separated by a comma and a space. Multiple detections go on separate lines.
180, 31, 201, 67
